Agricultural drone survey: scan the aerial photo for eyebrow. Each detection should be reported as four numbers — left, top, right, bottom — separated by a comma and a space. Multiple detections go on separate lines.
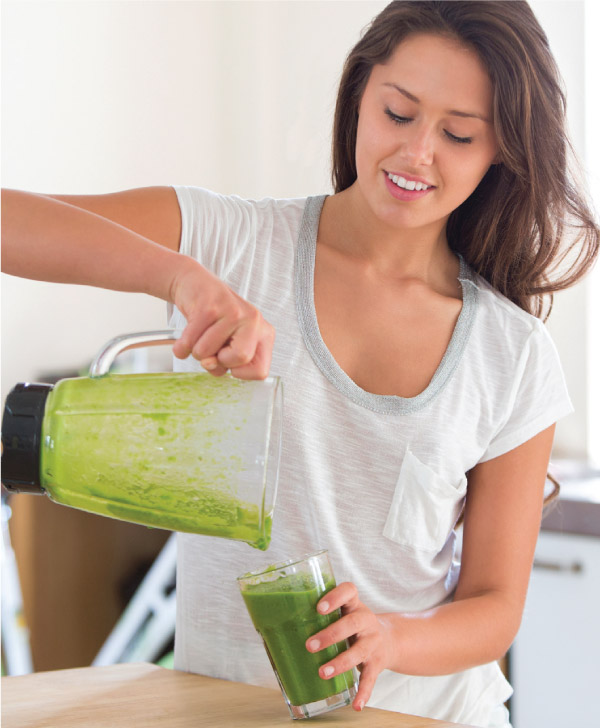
383, 83, 490, 122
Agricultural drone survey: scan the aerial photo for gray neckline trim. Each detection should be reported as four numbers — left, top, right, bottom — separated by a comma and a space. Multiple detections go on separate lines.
295, 194, 478, 415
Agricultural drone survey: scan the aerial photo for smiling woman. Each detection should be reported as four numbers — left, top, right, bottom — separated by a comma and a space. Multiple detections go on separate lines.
331, 1, 598, 318
1, 3, 599, 728
350, 33, 500, 230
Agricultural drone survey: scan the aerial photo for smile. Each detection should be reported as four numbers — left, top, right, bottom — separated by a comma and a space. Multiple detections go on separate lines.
386, 172, 433, 191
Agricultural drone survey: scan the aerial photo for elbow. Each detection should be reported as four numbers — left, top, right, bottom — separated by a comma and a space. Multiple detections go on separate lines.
487, 604, 524, 664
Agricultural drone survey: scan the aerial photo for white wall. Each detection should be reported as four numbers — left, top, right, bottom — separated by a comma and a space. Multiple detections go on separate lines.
1, 0, 595, 459
529, 0, 592, 461
1, 0, 386, 392
583, 0, 600, 465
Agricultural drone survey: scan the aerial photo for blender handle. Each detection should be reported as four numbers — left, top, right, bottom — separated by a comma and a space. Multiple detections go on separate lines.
89, 329, 184, 378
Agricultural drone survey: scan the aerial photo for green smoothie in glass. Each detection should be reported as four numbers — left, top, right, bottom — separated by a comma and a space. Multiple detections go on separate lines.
238, 551, 357, 719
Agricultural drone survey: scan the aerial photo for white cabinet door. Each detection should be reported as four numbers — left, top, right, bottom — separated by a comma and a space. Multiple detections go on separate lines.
510, 532, 600, 728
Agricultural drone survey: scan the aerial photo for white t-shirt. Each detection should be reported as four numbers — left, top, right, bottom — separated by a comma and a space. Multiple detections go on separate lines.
169, 187, 573, 727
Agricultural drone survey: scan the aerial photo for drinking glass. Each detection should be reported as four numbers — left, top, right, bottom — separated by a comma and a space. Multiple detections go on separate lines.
238, 550, 358, 719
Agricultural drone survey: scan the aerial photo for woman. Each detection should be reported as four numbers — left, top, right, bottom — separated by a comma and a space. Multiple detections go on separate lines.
2, 2, 598, 725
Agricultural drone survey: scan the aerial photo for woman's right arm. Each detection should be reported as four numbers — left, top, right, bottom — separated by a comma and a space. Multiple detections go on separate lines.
1, 187, 274, 379
1, 187, 183, 292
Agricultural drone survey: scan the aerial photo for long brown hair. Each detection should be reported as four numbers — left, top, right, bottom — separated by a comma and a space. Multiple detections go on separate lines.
331, 0, 599, 319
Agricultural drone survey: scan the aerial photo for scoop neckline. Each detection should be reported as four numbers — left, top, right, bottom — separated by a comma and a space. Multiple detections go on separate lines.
294, 194, 478, 415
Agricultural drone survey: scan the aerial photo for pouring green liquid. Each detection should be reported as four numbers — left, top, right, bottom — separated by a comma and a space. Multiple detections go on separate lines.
37, 372, 275, 549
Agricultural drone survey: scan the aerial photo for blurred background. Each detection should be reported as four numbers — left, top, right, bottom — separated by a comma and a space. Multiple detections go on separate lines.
1, 2, 599, 727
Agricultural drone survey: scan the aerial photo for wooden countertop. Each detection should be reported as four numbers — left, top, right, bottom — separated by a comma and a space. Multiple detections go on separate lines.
1, 662, 476, 727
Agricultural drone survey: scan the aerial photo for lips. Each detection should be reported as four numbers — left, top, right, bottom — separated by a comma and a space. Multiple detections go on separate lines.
386, 171, 435, 191
383, 171, 435, 200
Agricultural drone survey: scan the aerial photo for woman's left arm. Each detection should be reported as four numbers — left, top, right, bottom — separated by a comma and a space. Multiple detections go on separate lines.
307, 424, 556, 711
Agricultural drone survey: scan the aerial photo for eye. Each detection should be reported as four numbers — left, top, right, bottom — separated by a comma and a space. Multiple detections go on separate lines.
445, 130, 473, 145
385, 107, 473, 144
385, 108, 411, 125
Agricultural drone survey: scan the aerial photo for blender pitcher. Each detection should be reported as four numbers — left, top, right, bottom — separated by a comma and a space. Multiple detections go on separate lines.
1, 330, 283, 550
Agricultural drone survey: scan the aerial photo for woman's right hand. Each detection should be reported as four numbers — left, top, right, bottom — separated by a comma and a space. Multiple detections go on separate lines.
169, 259, 275, 380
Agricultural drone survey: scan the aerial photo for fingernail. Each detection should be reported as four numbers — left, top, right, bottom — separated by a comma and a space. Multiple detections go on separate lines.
318, 601, 329, 613
358, 700, 365, 711
322, 666, 334, 677
307, 639, 320, 651
202, 360, 217, 370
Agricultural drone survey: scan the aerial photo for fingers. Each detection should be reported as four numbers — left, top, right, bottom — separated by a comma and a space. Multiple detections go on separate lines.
310, 583, 365, 652
307, 608, 379, 660
316, 582, 361, 616
226, 337, 274, 381
352, 664, 379, 712
215, 318, 274, 378
172, 294, 275, 380
200, 356, 229, 377
306, 582, 389, 710
189, 310, 257, 363
168, 262, 274, 379
314, 631, 380, 678
308, 619, 383, 710
172, 317, 204, 360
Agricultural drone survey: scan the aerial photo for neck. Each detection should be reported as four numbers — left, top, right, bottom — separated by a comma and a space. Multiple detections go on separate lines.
321, 185, 459, 292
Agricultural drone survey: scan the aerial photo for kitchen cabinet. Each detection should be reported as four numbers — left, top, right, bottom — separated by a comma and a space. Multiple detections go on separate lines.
510, 529, 600, 727
6, 493, 169, 672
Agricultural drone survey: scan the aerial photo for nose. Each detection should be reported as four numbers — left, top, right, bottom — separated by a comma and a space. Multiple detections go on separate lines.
401, 123, 435, 167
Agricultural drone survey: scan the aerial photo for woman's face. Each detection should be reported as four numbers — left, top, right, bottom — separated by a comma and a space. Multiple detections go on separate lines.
354, 33, 499, 233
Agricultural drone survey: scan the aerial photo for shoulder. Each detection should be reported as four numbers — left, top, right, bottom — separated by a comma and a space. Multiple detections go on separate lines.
459, 268, 572, 463
459, 266, 565, 388
172, 185, 309, 229
464, 267, 549, 345
172, 187, 319, 274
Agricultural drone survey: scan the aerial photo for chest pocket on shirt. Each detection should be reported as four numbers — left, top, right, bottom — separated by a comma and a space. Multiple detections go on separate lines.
383, 447, 467, 553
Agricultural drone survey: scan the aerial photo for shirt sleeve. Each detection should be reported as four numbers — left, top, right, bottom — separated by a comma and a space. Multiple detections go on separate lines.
479, 318, 573, 462
172, 185, 258, 280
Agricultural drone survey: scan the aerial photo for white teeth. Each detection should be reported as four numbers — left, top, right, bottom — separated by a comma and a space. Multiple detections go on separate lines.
387, 172, 430, 191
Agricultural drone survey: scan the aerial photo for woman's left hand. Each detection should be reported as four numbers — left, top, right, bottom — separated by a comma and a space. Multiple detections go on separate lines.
305, 581, 393, 711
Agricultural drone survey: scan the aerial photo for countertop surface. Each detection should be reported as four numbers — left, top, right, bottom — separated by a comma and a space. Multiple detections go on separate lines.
541, 462, 600, 538
1, 662, 477, 728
